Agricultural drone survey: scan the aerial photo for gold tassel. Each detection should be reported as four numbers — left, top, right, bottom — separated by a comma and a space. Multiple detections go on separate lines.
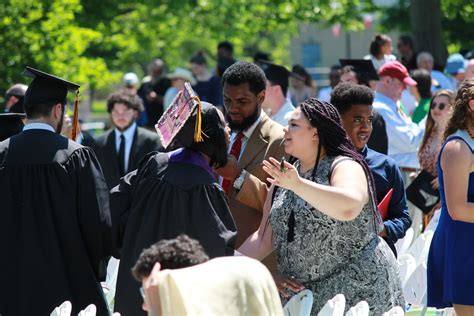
71, 89, 80, 141
192, 96, 204, 143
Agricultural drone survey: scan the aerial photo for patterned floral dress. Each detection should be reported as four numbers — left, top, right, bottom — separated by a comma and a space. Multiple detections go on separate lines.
269, 155, 404, 315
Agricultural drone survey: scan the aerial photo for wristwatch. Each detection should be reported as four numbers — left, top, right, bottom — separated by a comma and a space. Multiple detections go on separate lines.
233, 169, 247, 191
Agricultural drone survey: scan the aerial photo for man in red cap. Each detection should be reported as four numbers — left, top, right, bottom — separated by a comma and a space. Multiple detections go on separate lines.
373, 61, 425, 172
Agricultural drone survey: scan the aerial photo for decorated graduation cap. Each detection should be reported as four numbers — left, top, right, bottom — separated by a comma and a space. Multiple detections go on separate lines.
23, 66, 81, 140
260, 61, 290, 89
0, 113, 25, 141
155, 82, 205, 149
339, 59, 379, 82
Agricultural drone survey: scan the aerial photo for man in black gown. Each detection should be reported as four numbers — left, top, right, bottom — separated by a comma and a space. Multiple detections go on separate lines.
111, 86, 236, 315
0, 67, 114, 316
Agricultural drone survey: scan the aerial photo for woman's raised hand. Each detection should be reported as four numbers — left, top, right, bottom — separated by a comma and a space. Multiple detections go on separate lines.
263, 157, 300, 191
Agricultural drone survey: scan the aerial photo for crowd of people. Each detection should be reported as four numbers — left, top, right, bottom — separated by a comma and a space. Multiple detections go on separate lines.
1, 35, 474, 316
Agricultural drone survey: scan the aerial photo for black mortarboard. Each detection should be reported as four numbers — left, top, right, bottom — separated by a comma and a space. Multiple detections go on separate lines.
155, 82, 205, 149
339, 59, 379, 81
260, 61, 290, 89
22, 66, 81, 140
0, 113, 25, 141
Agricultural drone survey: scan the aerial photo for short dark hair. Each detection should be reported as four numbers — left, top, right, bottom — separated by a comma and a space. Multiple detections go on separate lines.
25, 100, 64, 119
221, 61, 266, 95
131, 234, 209, 282
411, 69, 432, 99
330, 82, 374, 115
107, 89, 143, 113
217, 41, 233, 53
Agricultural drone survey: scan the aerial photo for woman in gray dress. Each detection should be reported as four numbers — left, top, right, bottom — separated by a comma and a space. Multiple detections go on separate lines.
239, 99, 404, 315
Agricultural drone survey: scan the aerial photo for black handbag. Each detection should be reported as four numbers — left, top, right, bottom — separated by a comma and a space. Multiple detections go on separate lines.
406, 170, 440, 214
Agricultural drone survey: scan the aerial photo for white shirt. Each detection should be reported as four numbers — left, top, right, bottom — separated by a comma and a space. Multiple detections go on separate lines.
23, 122, 55, 133
114, 122, 137, 172
431, 70, 455, 92
229, 111, 264, 161
373, 92, 425, 169
317, 87, 332, 102
271, 99, 295, 126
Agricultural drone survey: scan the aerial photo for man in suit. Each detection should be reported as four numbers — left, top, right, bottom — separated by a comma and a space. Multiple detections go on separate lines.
216, 61, 286, 251
94, 89, 162, 189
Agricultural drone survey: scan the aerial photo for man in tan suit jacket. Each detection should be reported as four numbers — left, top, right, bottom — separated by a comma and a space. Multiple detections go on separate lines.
216, 62, 286, 253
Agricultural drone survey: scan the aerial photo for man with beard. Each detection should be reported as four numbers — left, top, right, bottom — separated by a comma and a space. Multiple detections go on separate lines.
216, 61, 286, 253
93, 89, 163, 189
0, 67, 114, 315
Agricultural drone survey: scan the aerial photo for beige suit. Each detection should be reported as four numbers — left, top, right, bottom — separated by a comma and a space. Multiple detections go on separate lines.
228, 113, 286, 270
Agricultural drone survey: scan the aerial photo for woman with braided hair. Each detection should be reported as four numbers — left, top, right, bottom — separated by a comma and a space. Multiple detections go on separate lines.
239, 98, 404, 314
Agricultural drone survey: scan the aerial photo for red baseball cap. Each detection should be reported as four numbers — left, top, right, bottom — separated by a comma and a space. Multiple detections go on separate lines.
378, 61, 417, 86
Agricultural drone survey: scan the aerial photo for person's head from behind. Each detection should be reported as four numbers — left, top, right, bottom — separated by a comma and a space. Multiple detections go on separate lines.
132, 234, 209, 312
330, 83, 375, 151
173, 101, 230, 168
217, 41, 234, 59
417, 52, 434, 72
261, 62, 290, 110
376, 61, 417, 101
397, 35, 415, 57
370, 34, 393, 59
444, 79, 474, 140
222, 61, 266, 132
23, 68, 79, 134
148, 59, 165, 78
189, 51, 208, 77
290, 64, 312, 90
411, 69, 432, 100
329, 65, 341, 88
107, 89, 143, 131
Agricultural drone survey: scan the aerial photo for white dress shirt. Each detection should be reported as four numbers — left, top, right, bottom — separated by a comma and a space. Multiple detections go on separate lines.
373, 92, 425, 169
114, 122, 137, 172
23, 122, 55, 133
271, 99, 295, 126
228, 111, 265, 161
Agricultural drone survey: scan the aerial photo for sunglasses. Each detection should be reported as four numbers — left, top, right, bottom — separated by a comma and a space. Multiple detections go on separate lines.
430, 102, 447, 111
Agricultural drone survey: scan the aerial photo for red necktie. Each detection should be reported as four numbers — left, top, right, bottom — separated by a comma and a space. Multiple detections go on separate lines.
222, 132, 244, 194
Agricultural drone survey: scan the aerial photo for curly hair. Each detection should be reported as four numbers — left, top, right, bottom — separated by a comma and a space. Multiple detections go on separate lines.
330, 82, 374, 115
419, 90, 454, 153
131, 234, 209, 282
221, 61, 266, 95
106, 88, 143, 113
444, 79, 474, 140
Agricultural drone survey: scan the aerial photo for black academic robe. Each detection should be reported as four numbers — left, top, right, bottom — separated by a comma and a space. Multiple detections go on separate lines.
93, 127, 163, 190
0, 130, 114, 316
111, 150, 237, 316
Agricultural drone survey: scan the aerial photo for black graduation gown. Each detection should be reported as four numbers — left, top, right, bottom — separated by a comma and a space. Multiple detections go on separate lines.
0, 130, 114, 316
111, 150, 237, 316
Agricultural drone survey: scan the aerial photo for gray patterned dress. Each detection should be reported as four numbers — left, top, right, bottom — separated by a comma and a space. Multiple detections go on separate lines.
270, 156, 404, 315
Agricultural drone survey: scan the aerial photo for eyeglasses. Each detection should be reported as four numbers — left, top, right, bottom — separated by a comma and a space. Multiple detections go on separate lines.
139, 287, 145, 298
430, 102, 447, 111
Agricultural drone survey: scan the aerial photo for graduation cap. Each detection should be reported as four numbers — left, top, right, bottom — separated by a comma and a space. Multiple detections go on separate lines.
0, 113, 25, 141
260, 61, 290, 89
155, 82, 205, 149
23, 66, 81, 140
339, 59, 379, 82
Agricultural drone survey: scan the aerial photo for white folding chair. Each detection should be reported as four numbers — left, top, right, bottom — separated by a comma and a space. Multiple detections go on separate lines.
406, 230, 433, 265
397, 253, 416, 287
395, 227, 414, 256
344, 300, 369, 316
403, 262, 427, 307
50, 300, 72, 316
317, 294, 345, 316
283, 289, 314, 316
382, 306, 404, 316
78, 304, 96, 316
424, 208, 441, 233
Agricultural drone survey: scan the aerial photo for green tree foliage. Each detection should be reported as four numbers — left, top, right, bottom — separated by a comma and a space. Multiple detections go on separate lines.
1, 0, 377, 96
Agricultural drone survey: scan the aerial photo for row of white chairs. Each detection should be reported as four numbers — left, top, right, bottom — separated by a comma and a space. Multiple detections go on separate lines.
284, 291, 404, 316
50, 301, 120, 316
